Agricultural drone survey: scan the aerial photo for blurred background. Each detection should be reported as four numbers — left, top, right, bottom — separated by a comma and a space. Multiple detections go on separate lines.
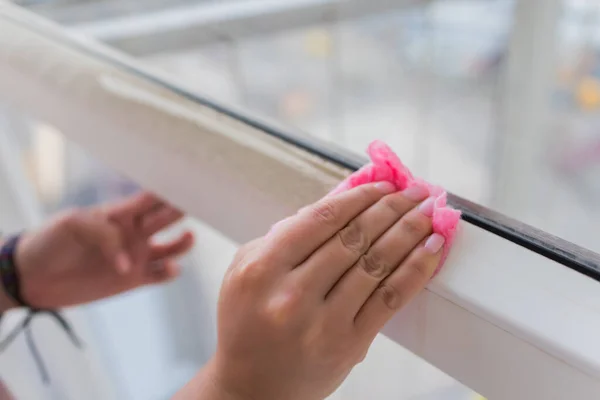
1, 0, 599, 399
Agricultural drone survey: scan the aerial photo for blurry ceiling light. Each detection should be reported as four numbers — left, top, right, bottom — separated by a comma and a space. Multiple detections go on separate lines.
32, 123, 66, 205
303, 28, 332, 58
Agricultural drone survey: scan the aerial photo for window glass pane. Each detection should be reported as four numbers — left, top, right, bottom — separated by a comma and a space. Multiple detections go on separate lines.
120, 0, 600, 256
18, 0, 600, 255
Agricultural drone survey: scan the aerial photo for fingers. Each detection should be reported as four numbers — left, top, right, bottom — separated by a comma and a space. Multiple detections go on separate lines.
354, 233, 444, 337
326, 197, 435, 317
70, 212, 131, 274
144, 260, 181, 284
264, 182, 396, 267
108, 191, 163, 219
106, 191, 185, 237
140, 206, 185, 237
293, 186, 430, 296
150, 231, 195, 260
143, 232, 194, 285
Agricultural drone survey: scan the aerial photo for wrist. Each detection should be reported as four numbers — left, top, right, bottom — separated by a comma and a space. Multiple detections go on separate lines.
173, 358, 255, 400
0, 233, 46, 310
13, 232, 44, 308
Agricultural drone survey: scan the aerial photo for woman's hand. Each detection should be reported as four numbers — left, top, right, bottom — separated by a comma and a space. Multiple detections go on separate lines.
13, 192, 194, 309
177, 182, 445, 400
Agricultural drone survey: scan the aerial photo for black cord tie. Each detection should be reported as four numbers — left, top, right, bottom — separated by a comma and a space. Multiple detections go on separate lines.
0, 235, 82, 384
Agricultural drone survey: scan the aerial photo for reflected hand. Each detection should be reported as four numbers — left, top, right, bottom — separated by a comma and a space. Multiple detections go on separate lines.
178, 182, 444, 400
14, 192, 194, 309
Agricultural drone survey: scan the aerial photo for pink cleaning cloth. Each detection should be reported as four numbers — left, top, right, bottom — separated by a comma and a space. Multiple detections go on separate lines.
330, 140, 461, 274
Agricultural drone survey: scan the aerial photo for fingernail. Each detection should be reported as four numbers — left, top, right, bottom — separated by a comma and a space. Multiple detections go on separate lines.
425, 233, 445, 254
374, 181, 396, 193
418, 197, 435, 217
116, 252, 131, 274
402, 185, 429, 202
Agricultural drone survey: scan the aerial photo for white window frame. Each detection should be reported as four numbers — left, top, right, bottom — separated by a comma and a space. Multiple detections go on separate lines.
52, 0, 424, 56
2, 4, 600, 399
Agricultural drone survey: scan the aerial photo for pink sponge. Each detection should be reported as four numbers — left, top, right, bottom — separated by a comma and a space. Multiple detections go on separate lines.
330, 140, 461, 273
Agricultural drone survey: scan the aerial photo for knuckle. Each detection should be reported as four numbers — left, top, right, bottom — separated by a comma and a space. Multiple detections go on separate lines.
239, 238, 262, 255
338, 222, 369, 254
381, 195, 406, 215
357, 251, 389, 279
399, 216, 428, 236
310, 200, 338, 225
407, 257, 434, 281
262, 285, 305, 327
376, 284, 403, 311
231, 255, 265, 287
357, 184, 376, 200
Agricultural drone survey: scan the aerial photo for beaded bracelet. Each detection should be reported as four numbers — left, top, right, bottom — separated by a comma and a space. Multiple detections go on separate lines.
0, 235, 82, 384
0, 235, 26, 306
